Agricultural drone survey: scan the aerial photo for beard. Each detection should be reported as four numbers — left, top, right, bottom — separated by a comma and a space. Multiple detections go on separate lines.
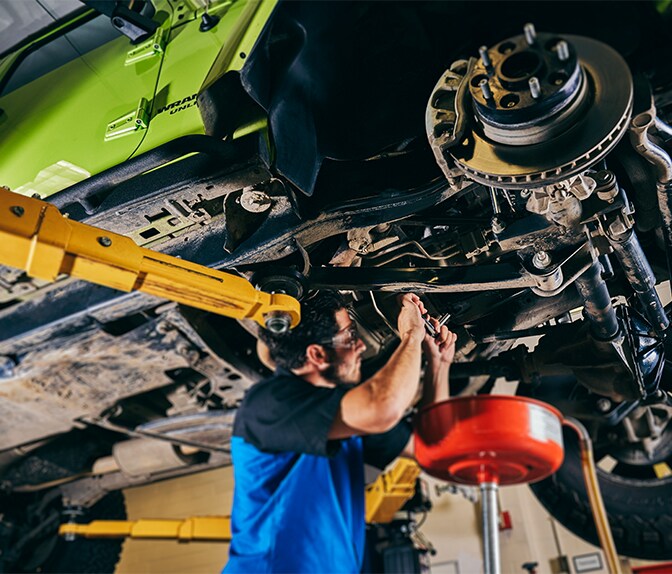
323, 351, 361, 386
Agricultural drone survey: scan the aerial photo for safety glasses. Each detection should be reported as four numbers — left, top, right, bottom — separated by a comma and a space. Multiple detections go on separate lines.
319, 324, 361, 349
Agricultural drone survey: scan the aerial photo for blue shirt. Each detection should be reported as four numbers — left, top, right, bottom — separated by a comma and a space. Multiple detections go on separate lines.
226, 435, 366, 573
224, 369, 411, 573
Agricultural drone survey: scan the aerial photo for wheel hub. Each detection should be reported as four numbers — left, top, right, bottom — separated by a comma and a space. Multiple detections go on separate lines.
426, 25, 634, 188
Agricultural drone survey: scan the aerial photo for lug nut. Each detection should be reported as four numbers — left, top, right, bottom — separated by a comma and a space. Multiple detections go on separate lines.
478, 45, 492, 69
556, 40, 570, 62
529, 77, 541, 99
524, 23, 537, 45
532, 251, 551, 269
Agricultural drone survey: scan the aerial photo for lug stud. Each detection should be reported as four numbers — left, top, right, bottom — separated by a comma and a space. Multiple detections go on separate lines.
556, 40, 570, 62
478, 45, 492, 70
479, 79, 493, 100
523, 23, 537, 45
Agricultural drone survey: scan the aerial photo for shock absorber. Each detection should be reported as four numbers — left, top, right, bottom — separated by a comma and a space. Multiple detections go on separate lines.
574, 259, 620, 341
595, 171, 669, 335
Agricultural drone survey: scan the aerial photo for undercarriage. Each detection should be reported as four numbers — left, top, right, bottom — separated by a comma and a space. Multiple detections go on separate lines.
2, 1, 672, 568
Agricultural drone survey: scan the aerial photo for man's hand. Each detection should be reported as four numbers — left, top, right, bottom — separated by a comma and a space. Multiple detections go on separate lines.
396, 293, 427, 341
423, 317, 457, 365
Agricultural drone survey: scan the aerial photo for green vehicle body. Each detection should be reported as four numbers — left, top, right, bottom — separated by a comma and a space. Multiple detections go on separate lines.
0, 0, 274, 200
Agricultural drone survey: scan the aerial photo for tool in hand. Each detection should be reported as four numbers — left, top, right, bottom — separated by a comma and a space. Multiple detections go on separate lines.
422, 313, 451, 338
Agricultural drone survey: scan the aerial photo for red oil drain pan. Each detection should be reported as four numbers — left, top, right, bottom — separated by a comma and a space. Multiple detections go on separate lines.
414, 395, 565, 486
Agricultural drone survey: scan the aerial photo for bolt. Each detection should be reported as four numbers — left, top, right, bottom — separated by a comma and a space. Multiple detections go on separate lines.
532, 251, 552, 269
10, 205, 24, 217
529, 76, 541, 99
176, 342, 200, 364
491, 217, 506, 234
97, 236, 112, 247
556, 40, 570, 62
596, 398, 612, 413
155, 322, 173, 335
478, 45, 492, 69
520, 189, 532, 199
240, 190, 272, 213
479, 79, 493, 100
264, 311, 292, 334
0, 356, 16, 379
524, 23, 537, 45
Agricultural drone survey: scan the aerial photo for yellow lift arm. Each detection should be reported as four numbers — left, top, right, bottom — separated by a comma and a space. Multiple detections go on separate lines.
0, 187, 300, 331
60, 516, 232, 542
59, 460, 422, 541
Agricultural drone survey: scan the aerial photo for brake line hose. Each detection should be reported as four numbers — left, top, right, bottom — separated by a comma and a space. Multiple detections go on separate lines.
563, 417, 622, 574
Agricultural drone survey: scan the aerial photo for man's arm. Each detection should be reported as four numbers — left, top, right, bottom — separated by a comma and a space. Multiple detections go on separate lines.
328, 294, 427, 438
401, 319, 457, 458
420, 318, 457, 406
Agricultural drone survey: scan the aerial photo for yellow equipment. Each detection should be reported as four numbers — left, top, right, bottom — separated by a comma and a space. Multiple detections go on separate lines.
365, 458, 421, 524
0, 187, 300, 331
60, 516, 231, 542
59, 459, 421, 541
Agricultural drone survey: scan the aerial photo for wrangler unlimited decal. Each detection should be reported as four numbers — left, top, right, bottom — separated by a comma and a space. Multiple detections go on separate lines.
155, 94, 198, 116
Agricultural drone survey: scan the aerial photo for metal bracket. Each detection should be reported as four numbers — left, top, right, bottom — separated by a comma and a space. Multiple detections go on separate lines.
125, 28, 166, 65
105, 97, 151, 141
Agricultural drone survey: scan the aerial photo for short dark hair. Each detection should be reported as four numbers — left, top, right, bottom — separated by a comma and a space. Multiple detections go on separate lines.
259, 291, 347, 370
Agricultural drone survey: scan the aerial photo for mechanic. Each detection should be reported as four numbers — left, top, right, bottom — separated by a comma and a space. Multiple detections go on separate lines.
224, 292, 457, 574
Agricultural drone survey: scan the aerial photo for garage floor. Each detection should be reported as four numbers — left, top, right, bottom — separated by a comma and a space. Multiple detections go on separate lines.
115, 467, 233, 574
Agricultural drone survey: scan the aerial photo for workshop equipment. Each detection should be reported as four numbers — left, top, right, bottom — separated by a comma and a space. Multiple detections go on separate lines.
59, 516, 231, 542
415, 396, 565, 574
415, 396, 623, 574
0, 187, 299, 331
365, 458, 421, 524
563, 417, 621, 574
59, 459, 422, 541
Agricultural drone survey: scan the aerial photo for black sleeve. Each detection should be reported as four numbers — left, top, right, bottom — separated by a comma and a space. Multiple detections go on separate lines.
362, 416, 413, 470
233, 375, 350, 457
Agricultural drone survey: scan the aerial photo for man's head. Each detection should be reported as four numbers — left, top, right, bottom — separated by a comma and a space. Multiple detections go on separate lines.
259, 291, 366, 385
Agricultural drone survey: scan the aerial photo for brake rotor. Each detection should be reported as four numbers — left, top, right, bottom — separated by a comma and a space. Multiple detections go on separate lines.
427, 29, 633, 189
